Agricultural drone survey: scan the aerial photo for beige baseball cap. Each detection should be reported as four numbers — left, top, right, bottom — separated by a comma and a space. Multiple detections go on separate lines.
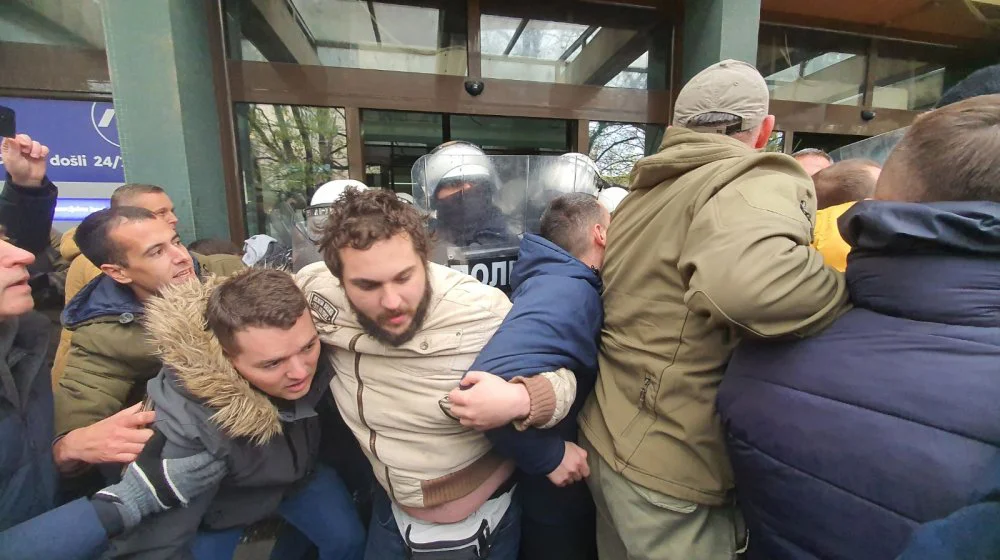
672, 59, 770, 134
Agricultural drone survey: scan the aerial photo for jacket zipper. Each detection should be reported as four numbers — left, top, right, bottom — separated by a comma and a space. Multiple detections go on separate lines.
349, 334, 379, 460
638, 376, 653, 409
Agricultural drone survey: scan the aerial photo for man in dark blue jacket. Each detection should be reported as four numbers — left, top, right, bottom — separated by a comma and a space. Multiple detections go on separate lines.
449, 192, 610, 560
717, 95, 1000, 560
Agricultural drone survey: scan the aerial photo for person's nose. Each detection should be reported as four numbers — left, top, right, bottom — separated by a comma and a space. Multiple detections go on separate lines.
287, 355, 310, 381
171, 245, 191, 264
381, 287, 402, 311
0, 240, 34, 268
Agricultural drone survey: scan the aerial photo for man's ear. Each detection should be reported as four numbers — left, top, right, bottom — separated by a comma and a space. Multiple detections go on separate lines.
594, 223, 608, 248
100, 263, 132, 285
754, 115, 777, 150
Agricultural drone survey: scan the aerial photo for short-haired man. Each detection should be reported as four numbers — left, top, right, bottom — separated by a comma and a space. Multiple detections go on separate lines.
810, 159, 881, 271
107, 268, 365, 559
812, 159, 880, 210
53, 183, 180, 383
719, 94, 1000, 560
296, 189, 578, 559
579, 60, 848, 559
447, 192, 609, 560
53, 206, 243, 474
792, 147, 834, 176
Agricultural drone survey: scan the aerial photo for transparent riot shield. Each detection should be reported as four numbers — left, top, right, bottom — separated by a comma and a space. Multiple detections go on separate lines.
260, 199, 320, 273
830, 127, 908, 166
412, 153, 602, 293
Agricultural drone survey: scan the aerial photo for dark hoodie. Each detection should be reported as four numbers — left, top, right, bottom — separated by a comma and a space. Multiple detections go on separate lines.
469, 233, 603, 523
719, 201, 1000, 560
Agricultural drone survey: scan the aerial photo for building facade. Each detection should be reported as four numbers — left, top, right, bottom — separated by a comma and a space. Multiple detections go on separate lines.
1, 0, 998, 241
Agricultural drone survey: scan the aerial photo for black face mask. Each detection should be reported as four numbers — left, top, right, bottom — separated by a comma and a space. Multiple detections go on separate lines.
434, 184, 496, 240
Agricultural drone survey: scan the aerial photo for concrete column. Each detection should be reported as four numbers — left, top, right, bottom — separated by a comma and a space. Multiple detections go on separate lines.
682, 0, 762, 83
101, 0, 231, 241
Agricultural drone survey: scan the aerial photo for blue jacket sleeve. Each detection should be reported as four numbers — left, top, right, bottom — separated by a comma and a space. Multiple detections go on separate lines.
470, 277, 601, 379
473, 278, 603, 476
0, 498, 109, 560
0, 173, 57, 255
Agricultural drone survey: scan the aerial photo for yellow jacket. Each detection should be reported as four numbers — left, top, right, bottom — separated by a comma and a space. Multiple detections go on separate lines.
812, 202, 856, 272
52, 228, 102, 387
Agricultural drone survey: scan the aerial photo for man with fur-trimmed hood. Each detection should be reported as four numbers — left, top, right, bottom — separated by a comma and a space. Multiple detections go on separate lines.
107, 268, 365, 560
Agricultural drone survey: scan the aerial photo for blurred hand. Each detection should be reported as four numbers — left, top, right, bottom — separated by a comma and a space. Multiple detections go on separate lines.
54, 403, 156, 471
547, 441, 590, 487
1, 134, 49, 187
447, 371, 530, 430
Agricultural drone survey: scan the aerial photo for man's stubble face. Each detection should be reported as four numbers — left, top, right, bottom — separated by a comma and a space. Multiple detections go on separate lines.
339, 234, 434, 347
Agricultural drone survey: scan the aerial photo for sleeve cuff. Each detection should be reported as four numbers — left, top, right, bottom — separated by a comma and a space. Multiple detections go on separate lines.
5, 173, 55, 196
90, 498, 125, 538
510, 375, 556, 430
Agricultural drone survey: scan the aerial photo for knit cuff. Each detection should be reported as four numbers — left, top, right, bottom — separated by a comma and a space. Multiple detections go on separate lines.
510, 375, 556, 430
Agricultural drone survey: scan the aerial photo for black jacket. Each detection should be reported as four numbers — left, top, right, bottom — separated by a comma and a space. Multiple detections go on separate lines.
0, 173, 58, 254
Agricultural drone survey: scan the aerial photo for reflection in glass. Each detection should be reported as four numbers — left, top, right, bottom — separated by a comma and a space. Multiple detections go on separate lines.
479, 4, 669, 89
362, 110, 444, 196
236, 104, 349, 236
229, 0, 467, 75
451, 115, 569, 153
588, 122, 664, 186
766, 131, 786, 153
757, 26, 867, 106
0, 0, 105, 49
871, 43, 951, 110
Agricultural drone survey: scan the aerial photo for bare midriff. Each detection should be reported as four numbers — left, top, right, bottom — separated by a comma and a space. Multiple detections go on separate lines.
399, 459, 516, 524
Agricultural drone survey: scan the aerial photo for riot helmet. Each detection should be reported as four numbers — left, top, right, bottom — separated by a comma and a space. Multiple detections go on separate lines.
540, 152, 606, 196
598, 186, 629, 212
422, 141, 506, 244
304, 179, 369, 241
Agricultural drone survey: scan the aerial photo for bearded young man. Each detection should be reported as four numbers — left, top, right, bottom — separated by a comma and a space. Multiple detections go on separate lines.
295, 189, 579, 559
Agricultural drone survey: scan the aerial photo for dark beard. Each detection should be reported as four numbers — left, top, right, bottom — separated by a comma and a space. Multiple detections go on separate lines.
349, 277, 433, 347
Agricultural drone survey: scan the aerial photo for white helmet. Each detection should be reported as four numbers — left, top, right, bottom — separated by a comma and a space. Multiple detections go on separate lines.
395, 192, 415, 205
310, 179, 369, 206
540, 152, 603, 196
597, 186, 629, 212
421, 141, 495, 203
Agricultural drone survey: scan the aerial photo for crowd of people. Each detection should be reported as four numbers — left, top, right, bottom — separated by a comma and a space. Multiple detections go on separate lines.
0, 59, 997, 560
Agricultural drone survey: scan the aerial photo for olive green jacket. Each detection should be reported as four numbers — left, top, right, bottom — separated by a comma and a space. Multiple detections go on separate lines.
54, 253, 245, 436
580, 128, 849, 505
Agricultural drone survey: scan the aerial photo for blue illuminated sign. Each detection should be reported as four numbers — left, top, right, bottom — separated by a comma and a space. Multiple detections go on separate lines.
55, 198, 112, 221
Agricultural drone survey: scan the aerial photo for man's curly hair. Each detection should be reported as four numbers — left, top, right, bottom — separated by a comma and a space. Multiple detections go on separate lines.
319, 189, 430, 279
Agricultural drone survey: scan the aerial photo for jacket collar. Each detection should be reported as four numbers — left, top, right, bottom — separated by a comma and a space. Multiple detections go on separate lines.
144, 274, 311, 444
0, 313, 51, 409
62, 255, 205, 328
841, 201, 1000, 327
511, 234, 602, 292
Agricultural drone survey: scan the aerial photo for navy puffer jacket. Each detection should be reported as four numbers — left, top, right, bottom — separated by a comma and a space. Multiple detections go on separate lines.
718, 201, 1000, 560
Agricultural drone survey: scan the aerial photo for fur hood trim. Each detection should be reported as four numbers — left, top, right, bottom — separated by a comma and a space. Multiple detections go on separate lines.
143, 276, 281, 444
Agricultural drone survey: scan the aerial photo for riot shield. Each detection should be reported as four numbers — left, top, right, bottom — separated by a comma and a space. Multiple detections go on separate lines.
260, 199, 322, 273
412, 153, 602, 292
830, 127, 907, 165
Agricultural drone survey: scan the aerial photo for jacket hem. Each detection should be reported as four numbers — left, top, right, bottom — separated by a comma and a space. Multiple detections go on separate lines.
580, 418, 729, 507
